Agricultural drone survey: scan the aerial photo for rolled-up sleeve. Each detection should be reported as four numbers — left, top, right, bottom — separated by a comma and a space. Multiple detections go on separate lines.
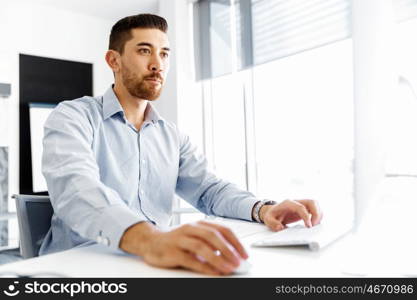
175, 131, 259, 221
42, 103, 147, 250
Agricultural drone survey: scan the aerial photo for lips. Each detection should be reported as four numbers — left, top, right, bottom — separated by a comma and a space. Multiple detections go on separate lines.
145, 77, 162, 83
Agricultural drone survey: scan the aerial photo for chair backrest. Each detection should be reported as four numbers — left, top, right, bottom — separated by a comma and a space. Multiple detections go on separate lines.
12, 194, 53, 259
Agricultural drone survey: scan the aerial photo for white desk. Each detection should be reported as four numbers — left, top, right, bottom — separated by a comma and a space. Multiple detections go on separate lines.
0, 218, 414, 277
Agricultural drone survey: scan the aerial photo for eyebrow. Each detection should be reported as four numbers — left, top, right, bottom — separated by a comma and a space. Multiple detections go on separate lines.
136, 42, 170, 51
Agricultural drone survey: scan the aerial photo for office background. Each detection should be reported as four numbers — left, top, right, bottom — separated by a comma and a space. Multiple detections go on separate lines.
0, 0, 417, 264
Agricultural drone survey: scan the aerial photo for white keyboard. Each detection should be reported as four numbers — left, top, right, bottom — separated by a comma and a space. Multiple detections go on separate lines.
208, 217, 269, 238
252, 224, 350, 251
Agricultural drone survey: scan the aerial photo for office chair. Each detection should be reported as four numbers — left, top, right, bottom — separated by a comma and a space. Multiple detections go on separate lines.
12, 194, 53, 259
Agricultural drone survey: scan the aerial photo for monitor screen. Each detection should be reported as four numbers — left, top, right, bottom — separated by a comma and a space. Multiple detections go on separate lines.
29, 103, 57, 193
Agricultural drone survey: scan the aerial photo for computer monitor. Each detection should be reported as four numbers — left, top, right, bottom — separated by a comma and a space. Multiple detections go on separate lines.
19, 54, 92, 195
29, 103, 57, 193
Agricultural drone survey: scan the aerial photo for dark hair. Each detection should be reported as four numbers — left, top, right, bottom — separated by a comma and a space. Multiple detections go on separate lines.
109, 14, 168, 54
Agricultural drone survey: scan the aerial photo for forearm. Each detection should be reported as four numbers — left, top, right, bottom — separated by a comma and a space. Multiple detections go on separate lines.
119, 221, 161, 256
47, 175, 147, 249
196, 181, 259, 221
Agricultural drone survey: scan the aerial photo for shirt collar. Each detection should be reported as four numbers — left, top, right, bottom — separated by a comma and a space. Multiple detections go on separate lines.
144, 101, 164, 125
102, 86, 123, 120
102, 86, 165, 125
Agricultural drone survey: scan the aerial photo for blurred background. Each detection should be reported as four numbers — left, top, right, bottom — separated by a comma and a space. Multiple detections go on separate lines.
0, 0, 416, 267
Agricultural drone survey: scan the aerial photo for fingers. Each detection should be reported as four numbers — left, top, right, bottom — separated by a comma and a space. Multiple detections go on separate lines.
264, 199, 323, 229
183, 223, 241, 267
296, 199, 323, 226
264, 215, 285, 232
179, 252, 222, 276
197, 220, 249, 259
288, 201, 312, 228
178, 237, 236, 275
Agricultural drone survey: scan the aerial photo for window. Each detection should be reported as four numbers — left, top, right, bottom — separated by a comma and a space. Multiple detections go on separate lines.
0, 147, 18, 250
253, 40, 354, 222
195, 0, 354, 225
251, 0, 351, 65
211, 74, 247, 189
385, 0, 417, 176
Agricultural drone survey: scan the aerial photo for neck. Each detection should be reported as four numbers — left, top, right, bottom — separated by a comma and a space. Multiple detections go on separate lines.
113, 81, 148, 130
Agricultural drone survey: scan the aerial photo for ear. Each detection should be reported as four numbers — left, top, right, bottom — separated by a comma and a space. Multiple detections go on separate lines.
105, 50, 121, 73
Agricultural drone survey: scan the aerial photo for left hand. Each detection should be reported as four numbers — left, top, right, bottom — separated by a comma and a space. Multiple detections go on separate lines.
260, 199, 323, 231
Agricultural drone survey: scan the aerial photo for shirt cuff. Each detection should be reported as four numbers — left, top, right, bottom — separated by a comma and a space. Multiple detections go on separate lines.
96, 205, 148, 251
237, 197, 260, 222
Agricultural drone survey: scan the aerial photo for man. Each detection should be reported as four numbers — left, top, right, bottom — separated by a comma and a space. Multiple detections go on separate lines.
41, 14, 322, 275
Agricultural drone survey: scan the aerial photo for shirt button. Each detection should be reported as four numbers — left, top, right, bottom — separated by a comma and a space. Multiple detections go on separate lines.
140, 189, 144, 195
142, 159, 146, 164
96, 235, 110, 246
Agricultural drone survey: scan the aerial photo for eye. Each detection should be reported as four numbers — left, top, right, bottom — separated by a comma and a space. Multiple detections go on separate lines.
161, 52, 169, 59
138, 48, 151, 55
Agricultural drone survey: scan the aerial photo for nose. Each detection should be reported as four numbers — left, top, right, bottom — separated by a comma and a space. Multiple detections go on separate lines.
149, 54, 163, 73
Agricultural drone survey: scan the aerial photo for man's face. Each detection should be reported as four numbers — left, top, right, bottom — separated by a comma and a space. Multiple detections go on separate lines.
118, 28, 170, 100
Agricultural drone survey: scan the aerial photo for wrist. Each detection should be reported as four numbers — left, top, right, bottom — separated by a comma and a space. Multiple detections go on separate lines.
259, 205, 272, 223
251, 201, 261, 221
119, 221, 160, 256
252, 200, 277, 223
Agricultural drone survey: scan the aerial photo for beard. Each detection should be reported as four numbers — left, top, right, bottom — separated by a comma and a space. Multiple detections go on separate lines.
121, 63, 164, 100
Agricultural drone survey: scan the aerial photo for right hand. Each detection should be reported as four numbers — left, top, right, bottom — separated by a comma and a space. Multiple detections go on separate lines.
120, 220, 248, 275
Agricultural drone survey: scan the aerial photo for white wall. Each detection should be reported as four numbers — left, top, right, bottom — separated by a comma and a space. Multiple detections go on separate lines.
0, 0, 115, 209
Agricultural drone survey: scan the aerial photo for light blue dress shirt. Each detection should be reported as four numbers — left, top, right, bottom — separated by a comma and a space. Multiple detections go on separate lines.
39, 86, 259, 255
